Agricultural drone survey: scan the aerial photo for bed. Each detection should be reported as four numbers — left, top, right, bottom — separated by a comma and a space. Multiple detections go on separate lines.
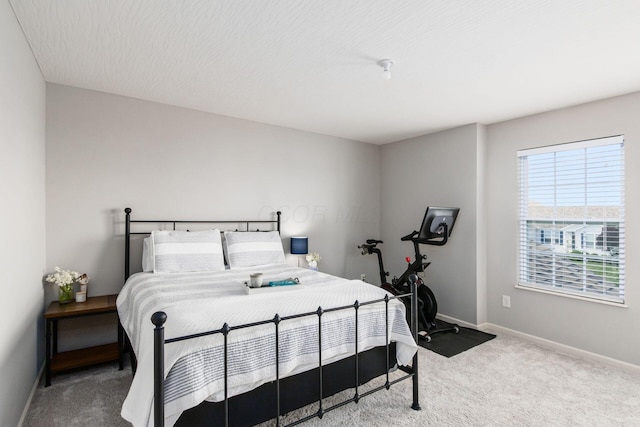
117, 208, 421, 427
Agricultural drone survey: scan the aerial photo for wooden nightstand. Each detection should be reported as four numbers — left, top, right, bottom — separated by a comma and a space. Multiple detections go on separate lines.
44, 294, 123, 387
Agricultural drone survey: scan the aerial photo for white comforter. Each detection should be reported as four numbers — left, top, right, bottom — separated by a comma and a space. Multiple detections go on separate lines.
117, 264, 417, 427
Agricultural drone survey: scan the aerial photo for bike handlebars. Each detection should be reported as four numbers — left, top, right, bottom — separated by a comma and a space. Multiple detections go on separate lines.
400, 224, 450, 246
400, 231, 419, 241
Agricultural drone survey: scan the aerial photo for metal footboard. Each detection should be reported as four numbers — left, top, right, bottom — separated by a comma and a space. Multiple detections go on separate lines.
151, 277, 421, 427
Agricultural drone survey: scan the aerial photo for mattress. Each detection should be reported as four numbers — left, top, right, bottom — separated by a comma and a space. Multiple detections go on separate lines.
117, 264, 417, 427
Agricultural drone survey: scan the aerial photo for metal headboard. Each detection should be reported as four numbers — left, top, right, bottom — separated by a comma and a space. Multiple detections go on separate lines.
124, 207, 282, 282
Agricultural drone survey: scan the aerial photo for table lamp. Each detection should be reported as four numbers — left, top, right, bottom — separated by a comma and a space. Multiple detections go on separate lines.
291, 237, 308, 266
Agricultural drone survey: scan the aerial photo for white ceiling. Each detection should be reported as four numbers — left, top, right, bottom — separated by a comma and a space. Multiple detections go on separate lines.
9, 0, 640, 144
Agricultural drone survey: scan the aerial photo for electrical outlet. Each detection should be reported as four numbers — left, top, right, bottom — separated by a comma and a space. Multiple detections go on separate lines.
360, 274, 366, 282
502, 295, 511, 308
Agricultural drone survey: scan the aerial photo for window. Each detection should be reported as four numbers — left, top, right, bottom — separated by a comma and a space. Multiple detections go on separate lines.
518, 135, 625, 303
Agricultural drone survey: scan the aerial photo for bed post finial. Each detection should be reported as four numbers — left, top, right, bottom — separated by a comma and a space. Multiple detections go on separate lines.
151, 311, 167, 327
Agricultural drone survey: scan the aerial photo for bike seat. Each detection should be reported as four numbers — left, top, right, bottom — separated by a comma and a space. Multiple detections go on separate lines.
366, 239, 383, 244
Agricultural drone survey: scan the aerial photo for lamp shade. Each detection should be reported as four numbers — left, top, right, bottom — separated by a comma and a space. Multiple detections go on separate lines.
290, 237, 308, 255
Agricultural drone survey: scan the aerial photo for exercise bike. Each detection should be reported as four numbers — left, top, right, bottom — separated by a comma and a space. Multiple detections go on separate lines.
358, 207, 460, 343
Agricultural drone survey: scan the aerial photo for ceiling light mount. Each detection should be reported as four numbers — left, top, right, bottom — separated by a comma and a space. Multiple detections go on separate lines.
377, 59, 395, 80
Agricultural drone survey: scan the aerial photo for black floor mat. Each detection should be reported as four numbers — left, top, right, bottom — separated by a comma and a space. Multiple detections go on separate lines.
418, 319, 496, 358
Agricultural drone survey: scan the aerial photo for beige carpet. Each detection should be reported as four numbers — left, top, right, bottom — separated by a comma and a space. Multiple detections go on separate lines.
23, 333, 640, 426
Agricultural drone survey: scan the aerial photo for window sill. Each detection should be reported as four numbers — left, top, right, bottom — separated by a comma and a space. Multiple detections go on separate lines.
515, 283, 628, 308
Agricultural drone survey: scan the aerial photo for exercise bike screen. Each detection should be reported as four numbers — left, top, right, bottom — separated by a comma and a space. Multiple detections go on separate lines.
418, 207, 460, 240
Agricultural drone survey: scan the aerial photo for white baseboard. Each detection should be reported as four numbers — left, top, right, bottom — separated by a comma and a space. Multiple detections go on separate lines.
18, 361, 44, 427
435, 314, 640, 374
485, 323, 640, 374
435, 313, 477, 329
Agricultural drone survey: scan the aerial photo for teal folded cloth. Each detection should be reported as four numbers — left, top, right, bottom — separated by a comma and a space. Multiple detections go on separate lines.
268, 278, 299, 286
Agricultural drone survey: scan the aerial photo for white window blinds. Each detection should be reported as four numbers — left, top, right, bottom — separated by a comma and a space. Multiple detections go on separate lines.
517, 135, 625, 303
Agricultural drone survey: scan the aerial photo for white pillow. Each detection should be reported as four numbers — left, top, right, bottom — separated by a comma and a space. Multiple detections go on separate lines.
142, 237, 154, 272
224, 231, 285, 269
152, 230, 225, 273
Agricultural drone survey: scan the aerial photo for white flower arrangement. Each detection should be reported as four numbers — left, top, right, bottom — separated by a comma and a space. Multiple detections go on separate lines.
306, 252, 321, 269
46, 266, 80, 288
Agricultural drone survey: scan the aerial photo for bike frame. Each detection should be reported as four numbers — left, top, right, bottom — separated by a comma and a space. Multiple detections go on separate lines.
359, 224, 448, 291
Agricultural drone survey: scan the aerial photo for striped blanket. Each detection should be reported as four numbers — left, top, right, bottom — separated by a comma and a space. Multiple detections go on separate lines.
117, 264, 417, 427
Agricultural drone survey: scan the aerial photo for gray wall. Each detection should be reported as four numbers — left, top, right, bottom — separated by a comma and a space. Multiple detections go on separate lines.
45, 84, 382, 351
380, 124, 482, 324
379, 94, 640, 366
0, 2, 46, 426
486, 92, 640, 366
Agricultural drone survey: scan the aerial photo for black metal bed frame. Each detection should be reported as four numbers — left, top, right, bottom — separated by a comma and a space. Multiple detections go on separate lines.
124, 207, 282, 281
122, 208, 420, 427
